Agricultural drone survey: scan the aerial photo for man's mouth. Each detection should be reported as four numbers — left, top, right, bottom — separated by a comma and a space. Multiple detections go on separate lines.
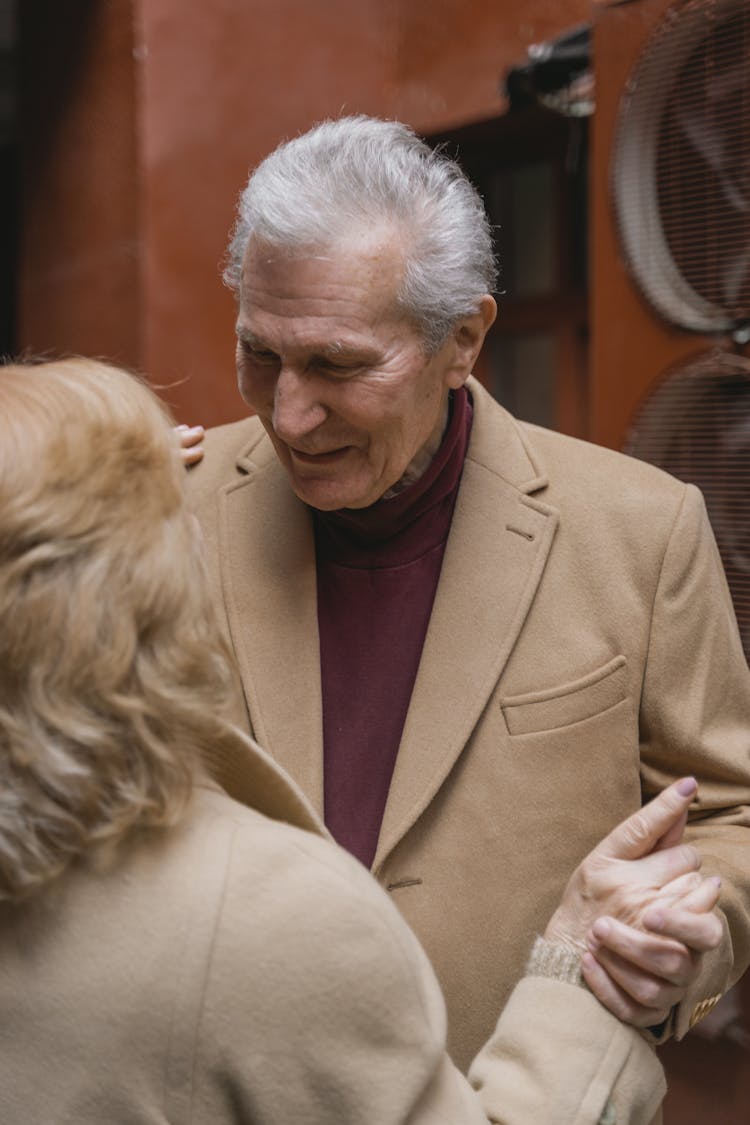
289, 445, 352, 464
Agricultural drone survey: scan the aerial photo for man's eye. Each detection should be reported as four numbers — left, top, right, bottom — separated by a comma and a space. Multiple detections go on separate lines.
244, 346, 278, 366
319, 359, 360, 376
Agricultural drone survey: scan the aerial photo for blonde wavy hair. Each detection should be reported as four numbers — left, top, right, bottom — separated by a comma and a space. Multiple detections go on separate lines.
0, 358, 240, 901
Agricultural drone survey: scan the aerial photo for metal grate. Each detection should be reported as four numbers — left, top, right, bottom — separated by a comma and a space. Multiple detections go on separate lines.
625, 350, 750, 663
612, 0, 750, 335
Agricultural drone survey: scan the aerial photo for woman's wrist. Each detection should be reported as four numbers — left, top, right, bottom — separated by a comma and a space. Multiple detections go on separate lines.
526, 935, 586, 988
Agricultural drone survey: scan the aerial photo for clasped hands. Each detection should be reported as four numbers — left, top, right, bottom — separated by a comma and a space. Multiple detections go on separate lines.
545, 777, 723, 1029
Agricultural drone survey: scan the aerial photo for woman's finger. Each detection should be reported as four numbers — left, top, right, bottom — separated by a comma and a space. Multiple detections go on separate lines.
644, 905, 724, 953
175, 424, 205, 466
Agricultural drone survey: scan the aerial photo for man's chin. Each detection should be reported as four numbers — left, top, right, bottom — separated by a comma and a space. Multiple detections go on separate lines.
289, 475, 378, 512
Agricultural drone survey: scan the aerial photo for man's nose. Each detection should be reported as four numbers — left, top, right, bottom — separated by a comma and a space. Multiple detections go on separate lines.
272, 366, 327, 443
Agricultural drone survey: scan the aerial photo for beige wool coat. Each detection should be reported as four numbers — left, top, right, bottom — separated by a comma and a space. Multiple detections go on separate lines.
188, 377, 750, 1076
0, 736, 666, 1124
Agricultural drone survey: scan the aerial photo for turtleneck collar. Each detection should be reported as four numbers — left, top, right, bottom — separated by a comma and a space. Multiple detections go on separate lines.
312, 385, 473, 563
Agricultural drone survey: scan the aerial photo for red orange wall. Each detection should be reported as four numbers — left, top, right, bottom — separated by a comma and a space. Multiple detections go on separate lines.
19, 0, 593, 425
18, 0, 140, 369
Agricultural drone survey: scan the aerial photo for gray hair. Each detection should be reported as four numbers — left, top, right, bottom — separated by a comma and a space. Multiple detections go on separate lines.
224, 115, 497, 353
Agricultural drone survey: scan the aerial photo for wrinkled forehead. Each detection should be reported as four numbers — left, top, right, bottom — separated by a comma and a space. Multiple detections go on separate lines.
239, 225, 408, 311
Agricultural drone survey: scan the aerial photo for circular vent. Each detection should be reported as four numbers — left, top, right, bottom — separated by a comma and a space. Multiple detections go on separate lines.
625, 350, 750, 662
612, 0, 750, 334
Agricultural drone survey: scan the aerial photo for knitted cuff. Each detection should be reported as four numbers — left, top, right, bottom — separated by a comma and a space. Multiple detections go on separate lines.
526, 935, 585, 988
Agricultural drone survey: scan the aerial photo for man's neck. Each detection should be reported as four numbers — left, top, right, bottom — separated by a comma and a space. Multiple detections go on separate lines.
381, 398, 451, 501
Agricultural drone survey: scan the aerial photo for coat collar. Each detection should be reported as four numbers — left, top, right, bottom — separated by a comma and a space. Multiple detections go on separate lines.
199, 728, 328, 839
215, 379, 559, 860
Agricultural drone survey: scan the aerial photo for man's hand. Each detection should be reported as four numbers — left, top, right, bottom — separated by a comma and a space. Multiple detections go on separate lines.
175, 424, 205, 466
544, 777, 723, 1027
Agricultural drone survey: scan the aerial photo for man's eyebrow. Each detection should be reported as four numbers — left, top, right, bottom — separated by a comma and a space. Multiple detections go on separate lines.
235, 327, 272, 350
322, 339, 385, 362
235, 330, 375, 363
322, 340, 361, 358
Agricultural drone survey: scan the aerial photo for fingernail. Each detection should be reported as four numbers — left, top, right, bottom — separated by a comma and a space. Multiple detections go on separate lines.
592, 918, 610, 939
676, 777, 697, 797
582, 952, 596, 972
712, 876, 722, 888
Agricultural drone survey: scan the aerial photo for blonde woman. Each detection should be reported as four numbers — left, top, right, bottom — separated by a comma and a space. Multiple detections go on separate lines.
0, 359, 720, 1124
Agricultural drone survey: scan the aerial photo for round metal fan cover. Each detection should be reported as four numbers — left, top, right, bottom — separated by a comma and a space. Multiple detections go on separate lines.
612, 0, 750, 334
625, 350, 750, 659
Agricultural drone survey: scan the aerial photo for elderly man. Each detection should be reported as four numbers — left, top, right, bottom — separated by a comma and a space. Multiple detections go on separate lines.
188, 116, 750, 1080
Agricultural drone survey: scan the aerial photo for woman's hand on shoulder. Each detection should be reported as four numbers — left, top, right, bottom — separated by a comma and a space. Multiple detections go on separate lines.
175, 424, 205, 467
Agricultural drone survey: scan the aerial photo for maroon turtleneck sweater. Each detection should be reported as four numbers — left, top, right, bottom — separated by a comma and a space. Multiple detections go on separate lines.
313, 387, 473, 867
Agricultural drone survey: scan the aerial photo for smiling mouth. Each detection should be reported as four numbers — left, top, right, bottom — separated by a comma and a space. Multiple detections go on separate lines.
289, 446, 352, 464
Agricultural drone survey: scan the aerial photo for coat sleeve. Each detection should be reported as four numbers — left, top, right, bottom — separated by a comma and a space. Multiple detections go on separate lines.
189, 824, 665, 1125
639, 482, 750, 1037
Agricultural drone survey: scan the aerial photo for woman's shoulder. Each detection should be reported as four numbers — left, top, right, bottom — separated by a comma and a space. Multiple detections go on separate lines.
181, 784, 452, 1122
191, 781, 402, 931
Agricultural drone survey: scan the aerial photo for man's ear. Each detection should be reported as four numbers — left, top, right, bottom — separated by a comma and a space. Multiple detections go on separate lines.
444, 295, 497, 390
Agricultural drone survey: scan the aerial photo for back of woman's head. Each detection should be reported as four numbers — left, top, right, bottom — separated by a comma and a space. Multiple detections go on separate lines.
0, 358, 238, 901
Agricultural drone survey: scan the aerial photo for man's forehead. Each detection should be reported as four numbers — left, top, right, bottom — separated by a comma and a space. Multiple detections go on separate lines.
240, 227, 406, 290
236, 237, 410, 343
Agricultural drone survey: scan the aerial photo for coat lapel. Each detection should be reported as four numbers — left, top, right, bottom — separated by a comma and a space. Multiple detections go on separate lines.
373, 382, 559, 870
212, 383, 558, 857
218, 453, 325, 815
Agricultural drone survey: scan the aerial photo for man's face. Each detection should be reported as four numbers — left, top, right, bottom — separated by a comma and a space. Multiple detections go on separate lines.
235, 233, 466, 511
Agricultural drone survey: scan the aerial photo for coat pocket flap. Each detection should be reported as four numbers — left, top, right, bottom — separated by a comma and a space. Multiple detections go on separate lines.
501, 656, 628, 735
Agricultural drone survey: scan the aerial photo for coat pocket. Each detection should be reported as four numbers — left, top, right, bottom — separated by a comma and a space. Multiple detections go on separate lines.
500, 656, 628, 735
